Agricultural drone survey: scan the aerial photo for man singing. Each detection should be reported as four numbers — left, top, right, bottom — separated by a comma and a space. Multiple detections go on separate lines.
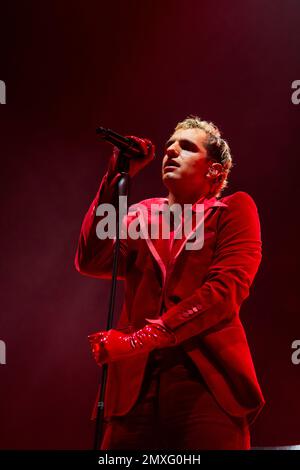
75, 116, 265, 450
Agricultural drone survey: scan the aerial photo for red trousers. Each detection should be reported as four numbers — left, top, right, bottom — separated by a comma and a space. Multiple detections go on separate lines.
100, 346, 250, 450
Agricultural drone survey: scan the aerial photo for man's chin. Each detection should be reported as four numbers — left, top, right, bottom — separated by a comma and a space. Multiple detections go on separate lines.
163, 171, 179, 179
162, 172, 180, 189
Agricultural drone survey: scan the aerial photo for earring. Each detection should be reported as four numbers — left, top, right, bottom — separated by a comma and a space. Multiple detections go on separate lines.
206, 168, 217, 178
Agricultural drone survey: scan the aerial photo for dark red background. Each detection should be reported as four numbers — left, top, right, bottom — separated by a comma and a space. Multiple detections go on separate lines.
0, 0, 299, 449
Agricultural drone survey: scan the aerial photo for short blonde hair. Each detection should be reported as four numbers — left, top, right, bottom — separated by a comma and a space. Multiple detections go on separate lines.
174, 115, 233, 197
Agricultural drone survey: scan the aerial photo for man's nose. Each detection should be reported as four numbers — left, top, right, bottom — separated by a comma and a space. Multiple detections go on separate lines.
166, 143, 180, 157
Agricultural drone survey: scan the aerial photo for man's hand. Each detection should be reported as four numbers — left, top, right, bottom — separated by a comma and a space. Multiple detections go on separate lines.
108, 136, 155, 179
88, 323, 177, 365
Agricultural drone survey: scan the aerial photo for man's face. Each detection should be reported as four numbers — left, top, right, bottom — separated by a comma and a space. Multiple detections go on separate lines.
162, 127, 210, 194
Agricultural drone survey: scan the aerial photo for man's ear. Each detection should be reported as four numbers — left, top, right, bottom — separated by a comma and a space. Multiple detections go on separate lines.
206, 162, 223, 179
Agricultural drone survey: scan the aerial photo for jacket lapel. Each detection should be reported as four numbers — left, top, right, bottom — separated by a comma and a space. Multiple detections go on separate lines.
134, 200, 168, 283
170, 198, 227, 261
132, 197, 227, 283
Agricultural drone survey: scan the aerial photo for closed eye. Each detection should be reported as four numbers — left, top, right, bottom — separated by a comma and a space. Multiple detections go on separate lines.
180, 140, 199, 152
165, 138, 200, 153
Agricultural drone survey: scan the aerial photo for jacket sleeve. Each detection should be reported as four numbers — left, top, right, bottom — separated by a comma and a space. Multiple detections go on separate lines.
154, 192, 262, 344
74, 164, 128, 280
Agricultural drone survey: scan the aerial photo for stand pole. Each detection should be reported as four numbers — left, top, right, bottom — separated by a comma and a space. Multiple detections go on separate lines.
93, 156, 130, 450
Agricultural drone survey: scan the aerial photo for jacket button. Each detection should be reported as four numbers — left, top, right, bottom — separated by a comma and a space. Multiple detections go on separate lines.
192, 307, 198, 312
181, 312, 190, 318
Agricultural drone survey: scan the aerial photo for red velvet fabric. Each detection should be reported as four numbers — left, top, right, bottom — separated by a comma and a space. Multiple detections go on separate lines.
100, 346, 251, 450
75, 168, 265, 426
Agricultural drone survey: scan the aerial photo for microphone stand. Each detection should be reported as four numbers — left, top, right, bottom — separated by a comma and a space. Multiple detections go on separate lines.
93, 153, 130, 451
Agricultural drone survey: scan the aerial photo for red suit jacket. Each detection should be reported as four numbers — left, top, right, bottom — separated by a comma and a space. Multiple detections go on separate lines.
75, 170, 265, 425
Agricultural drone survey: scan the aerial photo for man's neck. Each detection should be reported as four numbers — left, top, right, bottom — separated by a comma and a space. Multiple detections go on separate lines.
168, 190, 209, 207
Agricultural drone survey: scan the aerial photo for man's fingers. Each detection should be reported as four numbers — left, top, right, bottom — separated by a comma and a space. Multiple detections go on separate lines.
126, 136, 155, 159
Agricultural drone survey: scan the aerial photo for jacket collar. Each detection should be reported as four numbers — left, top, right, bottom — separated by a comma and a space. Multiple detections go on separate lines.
151, 196, 227, 213
130, 195, 228, 283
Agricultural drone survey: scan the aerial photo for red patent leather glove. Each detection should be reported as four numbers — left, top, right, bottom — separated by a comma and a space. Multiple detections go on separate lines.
107, 136, 155, 179
88, 322, 177, 365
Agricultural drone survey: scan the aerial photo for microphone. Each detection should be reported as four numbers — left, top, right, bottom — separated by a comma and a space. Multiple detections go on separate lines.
96, 127, 149, 158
